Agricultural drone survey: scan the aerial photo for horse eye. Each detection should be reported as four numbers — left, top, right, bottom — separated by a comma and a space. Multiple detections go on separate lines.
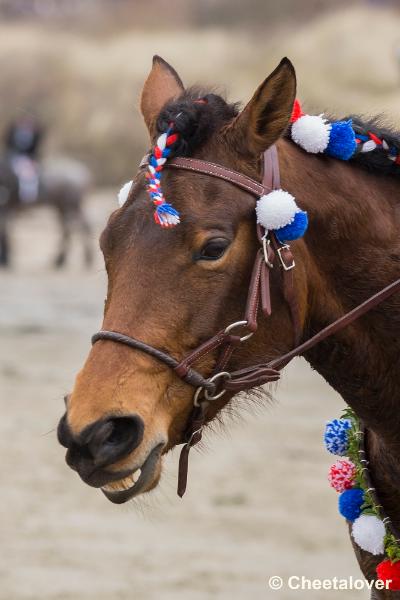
196, 238, 230, 261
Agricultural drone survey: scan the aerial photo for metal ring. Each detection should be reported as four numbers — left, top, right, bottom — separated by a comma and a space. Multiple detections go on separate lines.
193, 386, 205, 407
193, 371, 232, 406
204, 371, 231, 401
224, 320, 254, 342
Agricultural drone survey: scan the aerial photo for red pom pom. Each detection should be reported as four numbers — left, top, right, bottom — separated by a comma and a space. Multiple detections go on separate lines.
328, 459, 356, 492
376, 560, 400, 590
290, 99, 304, 123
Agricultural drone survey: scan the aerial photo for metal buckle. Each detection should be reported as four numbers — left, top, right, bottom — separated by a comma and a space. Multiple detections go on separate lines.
193, 371, 231, 406
277, 245, 295, 271
224, 320, 254, 342
262, 235, 274, 269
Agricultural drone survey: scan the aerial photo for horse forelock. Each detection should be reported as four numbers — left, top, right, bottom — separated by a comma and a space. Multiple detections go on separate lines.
155, 87, 240, 157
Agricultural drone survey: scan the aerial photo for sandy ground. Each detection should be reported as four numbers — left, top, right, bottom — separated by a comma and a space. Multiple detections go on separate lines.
1, 192, 369, 600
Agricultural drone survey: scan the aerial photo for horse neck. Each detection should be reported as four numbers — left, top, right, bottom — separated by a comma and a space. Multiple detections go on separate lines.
278, 138, 400, 488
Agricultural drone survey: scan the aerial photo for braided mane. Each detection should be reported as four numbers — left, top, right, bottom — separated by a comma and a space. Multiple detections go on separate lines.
347, 116, 400, 177
157, 91, 400, 179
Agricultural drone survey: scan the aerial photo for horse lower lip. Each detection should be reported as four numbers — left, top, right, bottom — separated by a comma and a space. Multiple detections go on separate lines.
101, 444, 163, 504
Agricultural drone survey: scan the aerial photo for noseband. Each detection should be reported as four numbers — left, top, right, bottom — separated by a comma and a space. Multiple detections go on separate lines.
92, 145, 400, 496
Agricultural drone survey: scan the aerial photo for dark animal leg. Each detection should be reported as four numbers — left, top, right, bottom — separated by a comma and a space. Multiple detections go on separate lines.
0, 222, 10, 267
54, 208, 72, 269
0, 186, 11, 267
76, 205, 94, 268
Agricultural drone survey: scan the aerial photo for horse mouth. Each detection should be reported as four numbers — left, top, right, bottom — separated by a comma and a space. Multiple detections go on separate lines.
101, 442, 163, 504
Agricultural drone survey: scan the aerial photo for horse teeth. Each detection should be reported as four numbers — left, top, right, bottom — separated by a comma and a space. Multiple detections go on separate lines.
132, 469, 141, 483
102, 472, 139, 493
102, 483, 117, 492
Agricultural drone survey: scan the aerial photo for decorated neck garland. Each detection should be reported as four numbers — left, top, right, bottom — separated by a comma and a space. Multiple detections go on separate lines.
325, 409, 400, 590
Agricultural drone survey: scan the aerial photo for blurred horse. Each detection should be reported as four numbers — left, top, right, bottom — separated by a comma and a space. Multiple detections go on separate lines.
0, 155, 93, 267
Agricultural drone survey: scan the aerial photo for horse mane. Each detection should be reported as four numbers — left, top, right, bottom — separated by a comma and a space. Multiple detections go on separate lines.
156, 89, 400, 180
345, 115, 400, 178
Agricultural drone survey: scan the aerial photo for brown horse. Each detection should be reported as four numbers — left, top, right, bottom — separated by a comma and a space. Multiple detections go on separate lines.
58, 56, 400, 598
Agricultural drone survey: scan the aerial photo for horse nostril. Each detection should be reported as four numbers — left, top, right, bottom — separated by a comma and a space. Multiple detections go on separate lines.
57, 413, 72, 448
88, 415, 144, 468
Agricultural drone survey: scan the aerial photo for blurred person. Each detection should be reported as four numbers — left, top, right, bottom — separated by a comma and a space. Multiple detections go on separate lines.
4, 115, 43, 203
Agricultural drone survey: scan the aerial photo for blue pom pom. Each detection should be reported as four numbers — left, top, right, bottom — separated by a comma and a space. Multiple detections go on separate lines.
275, 210, 308, 242
324, 418, 352, 455
338, 488, 364, 522
325, 120, 357, 160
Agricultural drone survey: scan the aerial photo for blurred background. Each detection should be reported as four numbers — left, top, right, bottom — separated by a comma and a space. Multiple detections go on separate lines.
1, 1, 400, 598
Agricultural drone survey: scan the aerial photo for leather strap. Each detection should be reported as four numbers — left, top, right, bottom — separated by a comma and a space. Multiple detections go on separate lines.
245, 250, 264, 332
177, 402, 208, 497
268, 276, 400, 371
92, 330, 216, 392
165, 157, 270, 197
270, 233, 302, 346
263, 145, 281, 189
174, 331, 241, 379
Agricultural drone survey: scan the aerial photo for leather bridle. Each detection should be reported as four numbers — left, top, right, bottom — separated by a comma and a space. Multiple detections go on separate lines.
92, 145, 400, 496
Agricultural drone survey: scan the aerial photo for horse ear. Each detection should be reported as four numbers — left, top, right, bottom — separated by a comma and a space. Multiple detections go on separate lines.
225, 58, 296, 156
140, 55, 184, 138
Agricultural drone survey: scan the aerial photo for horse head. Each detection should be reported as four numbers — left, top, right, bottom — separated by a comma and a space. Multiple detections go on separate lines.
58, 56, 307, 502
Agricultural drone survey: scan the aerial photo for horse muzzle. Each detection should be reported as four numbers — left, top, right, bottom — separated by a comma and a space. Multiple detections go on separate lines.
57, 411, 166, 502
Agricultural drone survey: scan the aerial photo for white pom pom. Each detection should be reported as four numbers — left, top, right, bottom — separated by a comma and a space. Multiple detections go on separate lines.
118, 180, 133, 207
255, 189, 298, 230
291, 114, 331, 153
352, 515, 385, 555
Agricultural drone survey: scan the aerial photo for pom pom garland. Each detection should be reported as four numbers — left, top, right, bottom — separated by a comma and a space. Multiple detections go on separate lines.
376, 560, 400, 590
324, 418, 352, 456
338, 488, 364, 522
325, 409, 400, 579
118, 180, 133, 207
328, 459, 356, 492
352, 514, 385, 555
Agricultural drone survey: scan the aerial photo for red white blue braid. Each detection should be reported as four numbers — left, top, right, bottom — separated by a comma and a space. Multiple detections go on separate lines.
145, 125, 180, 228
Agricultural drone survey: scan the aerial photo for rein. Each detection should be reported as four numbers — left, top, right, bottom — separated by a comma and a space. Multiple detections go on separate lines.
92, 145, 400, 497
